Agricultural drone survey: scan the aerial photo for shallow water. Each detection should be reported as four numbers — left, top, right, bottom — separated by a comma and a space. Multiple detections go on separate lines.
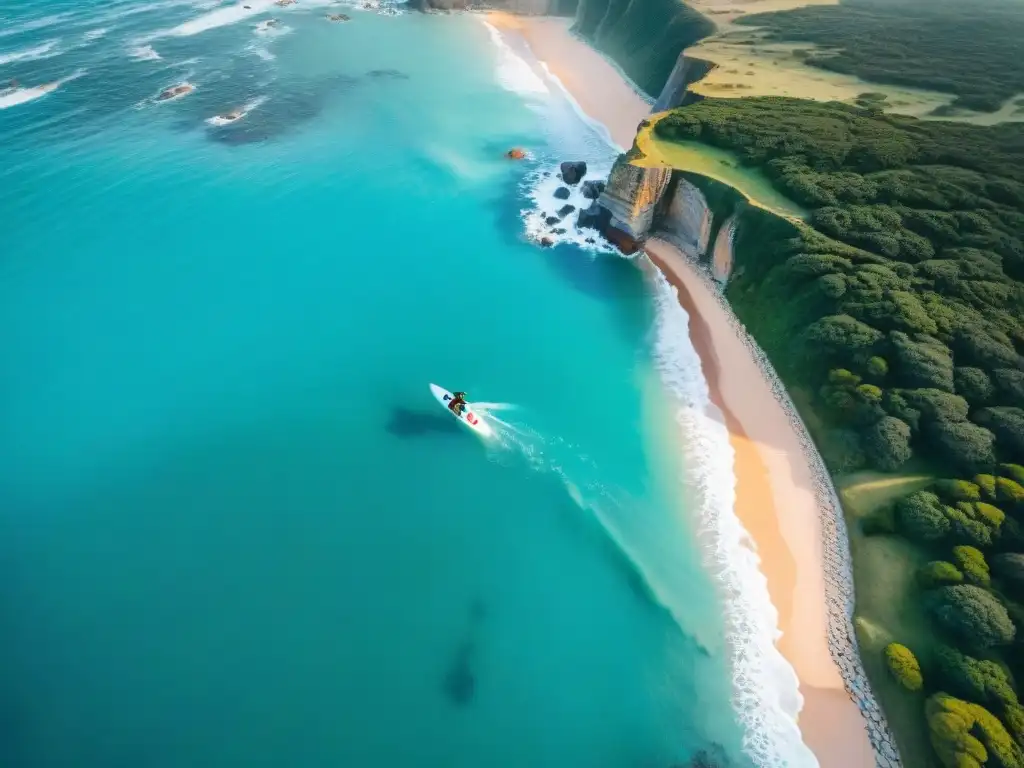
0, 3, 806, 766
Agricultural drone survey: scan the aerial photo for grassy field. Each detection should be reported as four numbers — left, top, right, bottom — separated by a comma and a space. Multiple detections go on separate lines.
839, 471, 939, 768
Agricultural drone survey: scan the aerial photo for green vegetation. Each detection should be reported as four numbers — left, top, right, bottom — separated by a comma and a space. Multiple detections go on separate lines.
885, 643, 924, 691
655, 98, 1024, 478
737, 0, 1024, 113
572, 0, 715, 96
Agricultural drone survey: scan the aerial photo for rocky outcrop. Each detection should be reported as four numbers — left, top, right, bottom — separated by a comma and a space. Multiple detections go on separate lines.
554, 186, 571, 200
593, 153, 672, 253
581, 179, 605, 199
658, 176, 712, 260
560, 160, 587, 185
710, 213, 737, 283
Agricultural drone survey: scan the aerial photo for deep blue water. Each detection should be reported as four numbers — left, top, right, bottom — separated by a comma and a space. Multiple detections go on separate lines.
0, 3, 765, 766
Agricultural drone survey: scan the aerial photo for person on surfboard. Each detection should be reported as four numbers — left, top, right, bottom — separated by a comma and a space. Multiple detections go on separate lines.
448, 391, 468, 417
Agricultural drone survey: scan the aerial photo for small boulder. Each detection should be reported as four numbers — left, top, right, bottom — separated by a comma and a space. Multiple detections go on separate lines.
556, 203, 575, 218
553, 186, 571, 200
540, 237, 554, 248
544, 216, 559, 226
581, 180, 605, 199
505, 147, 526, 160
560, 160, 587, 185
553, 228, 567, 235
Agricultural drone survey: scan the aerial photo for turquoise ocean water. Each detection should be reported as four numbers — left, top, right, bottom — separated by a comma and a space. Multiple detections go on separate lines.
0, 3, 811, 766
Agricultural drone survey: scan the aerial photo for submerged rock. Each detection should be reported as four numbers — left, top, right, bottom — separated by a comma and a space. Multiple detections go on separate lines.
581, 179, 605, 199
156, 83, 194, 101
553, 227, 567, 235
443, 641, 476, 706
326, 12, 350, 20
544, 215, 559, 226
556, 203, 575, 218
576, 201, 605, 231
553, 186, 571, 200
560, 160, 587, 185
540, 237, 554, 248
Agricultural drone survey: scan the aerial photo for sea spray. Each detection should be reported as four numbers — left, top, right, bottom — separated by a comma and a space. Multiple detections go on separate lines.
647, 266, 818, 767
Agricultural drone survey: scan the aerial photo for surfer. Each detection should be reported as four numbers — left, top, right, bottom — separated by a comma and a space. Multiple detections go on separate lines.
448, 391, 468, 417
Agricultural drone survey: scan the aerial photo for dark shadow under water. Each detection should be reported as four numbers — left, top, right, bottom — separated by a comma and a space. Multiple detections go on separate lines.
385, 407, 461, 438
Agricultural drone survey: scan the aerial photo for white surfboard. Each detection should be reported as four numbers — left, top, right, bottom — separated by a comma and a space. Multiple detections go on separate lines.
430, 384, 493, 438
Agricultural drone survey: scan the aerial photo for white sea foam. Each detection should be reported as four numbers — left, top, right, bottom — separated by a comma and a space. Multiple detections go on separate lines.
478, 18, 549, 98
538, 61, 624, 152
522, 163, 615, 253
647, 268, 818, 767
205, 95, 265, 125
166, 0, 277, 37
0, 13, 73, 40
0, 39, 61, 66
0, 68, 85, 110
246, 41, 275, 61
83, 27, 110, 41
129, 44, 162, 60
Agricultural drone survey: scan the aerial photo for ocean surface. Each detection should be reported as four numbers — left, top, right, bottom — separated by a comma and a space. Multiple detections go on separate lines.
0, 3, 808, 766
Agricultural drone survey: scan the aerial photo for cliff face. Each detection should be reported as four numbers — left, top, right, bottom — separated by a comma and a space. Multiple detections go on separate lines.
657, 175, 712, 260
594, 153, 673, 253
572, 0, 715, 97
653, 55, 714, 111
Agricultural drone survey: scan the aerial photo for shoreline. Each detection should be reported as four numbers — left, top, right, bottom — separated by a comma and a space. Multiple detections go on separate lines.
488, 10, 897, 768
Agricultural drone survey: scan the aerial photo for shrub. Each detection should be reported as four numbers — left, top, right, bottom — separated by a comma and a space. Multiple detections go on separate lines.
926, 693, 1024, 768
952, 545, 991, 587
825, 428, 867, 472
955, 366, 994, 406
995, 477, 1024, 508
920, 560, 964, 588
975, 474, 998, 501
897, 491, 950, 542
971, 502, 1006, 530
945, 504, 994, 548
884, 643, 923, 691
928, 419, 997, 474
927, 585, 1016, 650
864, 416, 913, 470
1005, 704, 1024, 748
934, 479, 983, 503
976, 407, 1024, 458
828, 368, 862, 387
992, 553, 1024, 598
867, 355, 888, 379
934, 645, 1018, 709
1000, 464, 1024, 486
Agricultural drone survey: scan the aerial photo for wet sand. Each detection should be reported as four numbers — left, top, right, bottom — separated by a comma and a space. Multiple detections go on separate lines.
491, 10, 877, 766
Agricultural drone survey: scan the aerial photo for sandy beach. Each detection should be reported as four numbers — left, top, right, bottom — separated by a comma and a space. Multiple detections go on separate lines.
490, 10, 878, 766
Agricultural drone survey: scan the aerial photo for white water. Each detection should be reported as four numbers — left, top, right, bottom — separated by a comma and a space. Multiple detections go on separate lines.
0, 69, 85, 110
0, 39, 61, 66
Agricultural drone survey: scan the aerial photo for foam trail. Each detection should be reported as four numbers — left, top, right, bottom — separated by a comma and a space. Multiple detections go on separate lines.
647, 267, 817, 767
477, 18, 549, 97
0, 39, 61, 66
0, 13, 73, 39
83, 28, 110, 41
166, 0, 277, 37
0, 68, 85, 110
469, 402, 516, 412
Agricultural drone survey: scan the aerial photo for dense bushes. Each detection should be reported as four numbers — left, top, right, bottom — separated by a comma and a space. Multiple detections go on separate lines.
926, 693, 1024, 768
919, 561, 963, 588
658, 98, 1024, 477
927, 585, 1015, 651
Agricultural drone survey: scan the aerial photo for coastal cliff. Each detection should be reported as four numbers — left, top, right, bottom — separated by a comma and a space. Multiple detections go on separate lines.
590, 151, 672, 253
572, 0, 715, 96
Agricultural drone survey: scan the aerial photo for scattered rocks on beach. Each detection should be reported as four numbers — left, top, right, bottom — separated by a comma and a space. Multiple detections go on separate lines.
556, 203, 575, 218
553, 186, 571, 200
156, 83, 194, 101
581, 180, 605, 199
559, 160, 587, 185
505, 147, 526, 160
